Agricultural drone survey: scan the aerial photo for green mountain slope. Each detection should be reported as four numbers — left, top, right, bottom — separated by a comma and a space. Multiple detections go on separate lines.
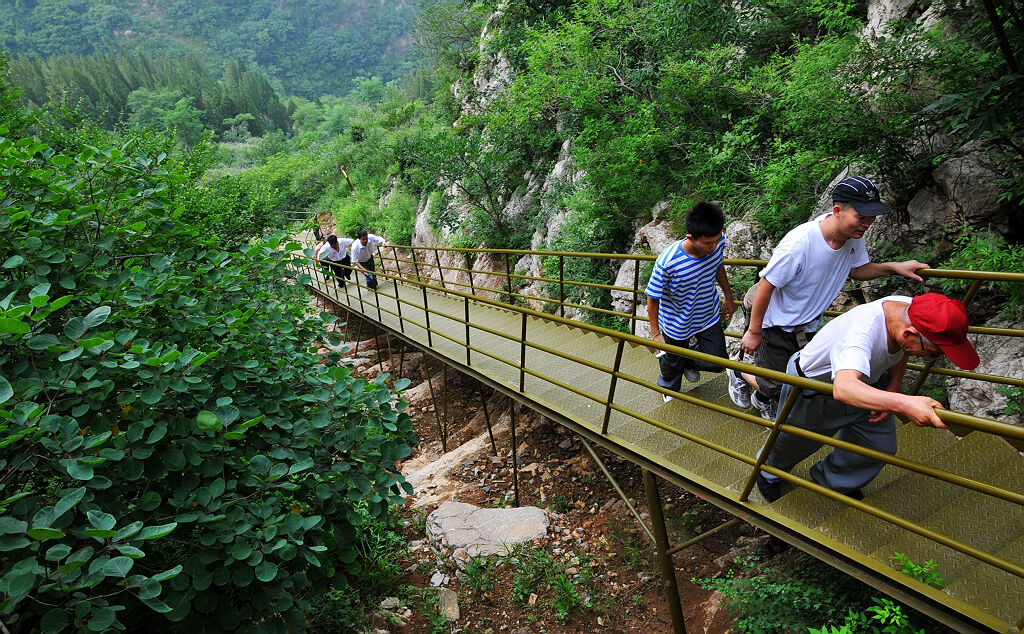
0, 0, 418, 96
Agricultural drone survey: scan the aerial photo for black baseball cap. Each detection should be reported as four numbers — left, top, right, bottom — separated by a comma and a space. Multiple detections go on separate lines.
832, 176, 891, 217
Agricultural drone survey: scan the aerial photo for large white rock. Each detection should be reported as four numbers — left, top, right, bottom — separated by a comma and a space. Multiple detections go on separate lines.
426, 501, 549, 557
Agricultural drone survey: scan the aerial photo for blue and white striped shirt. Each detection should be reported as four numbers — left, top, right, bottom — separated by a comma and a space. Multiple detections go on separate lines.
644, 236, 726, 340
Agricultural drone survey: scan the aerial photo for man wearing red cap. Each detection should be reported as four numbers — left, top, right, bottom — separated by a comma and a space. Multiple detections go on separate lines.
755, 293, 979, 502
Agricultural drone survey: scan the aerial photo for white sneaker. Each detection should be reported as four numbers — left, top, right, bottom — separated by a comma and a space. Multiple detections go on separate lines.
751, 392, 778, 421
683, 367, 700, 383
728, 368, 751, 409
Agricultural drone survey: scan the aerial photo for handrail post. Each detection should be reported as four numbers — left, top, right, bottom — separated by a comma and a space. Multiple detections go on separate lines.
411, 250, 432, 347
643, 469, 687, 634
739, 382, 801, 502
559, 255, 565, 318
434, 248, 446, 290
410, 248, 422, 282
464, 296, 471, 366
632, 255, 641, 335
375, 243, 388, 282
602, 339, 627, 435
466, 252, 476, 297
519, 312, 528, 392
505, 253, 513, 305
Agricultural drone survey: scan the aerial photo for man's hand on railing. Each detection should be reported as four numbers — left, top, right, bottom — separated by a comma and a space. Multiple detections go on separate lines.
901, 395, 947, 429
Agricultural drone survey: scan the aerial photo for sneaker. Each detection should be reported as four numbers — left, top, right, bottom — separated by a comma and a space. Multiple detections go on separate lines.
810, 472, 863, 500
751, 392, 778, 421
756, 473, 780, 502
683, 367, 700, 383
728, 368, 751, 408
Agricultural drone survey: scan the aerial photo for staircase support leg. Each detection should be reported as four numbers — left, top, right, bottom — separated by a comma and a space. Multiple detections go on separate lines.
477, 383, 498, 455
510, 399, 521, 508
424, 357, 446, 453
643, 469, 687, 634
580, 438, 654, 543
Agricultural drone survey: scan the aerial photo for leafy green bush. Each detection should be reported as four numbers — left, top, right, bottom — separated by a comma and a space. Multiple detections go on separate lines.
940, 225, 1024, 315
379, 189, 420, 246
694, 555, 874, 633
0, 128, 415, 632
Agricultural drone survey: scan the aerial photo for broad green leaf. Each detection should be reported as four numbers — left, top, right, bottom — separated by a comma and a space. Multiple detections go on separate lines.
40, 608, 68, 633
53, 487, 86, 520
140, 597, 172, 613
196, 410, 222, 432
87, 510, 116, 531
27, 527, 66, 540
45, 543, 72, 561
0, 318, 30, 335
151, 565, 182, 581
87, 607, 116, 631
83, 306, 111, 330
254, 561, 278, 582
0, 517, 28, 534
136, 523, 177, 540
0, 376, 12, 405
102, 556, 133, 577
2, 255, 25, 269
139, 578, 162, 599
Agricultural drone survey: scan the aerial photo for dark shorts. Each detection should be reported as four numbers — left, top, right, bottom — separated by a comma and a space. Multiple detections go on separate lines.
658, 320, 727, 392
752, 326, 815, 401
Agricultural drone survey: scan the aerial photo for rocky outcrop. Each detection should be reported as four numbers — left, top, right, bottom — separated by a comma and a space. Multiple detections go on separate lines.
948, 310, 1024, 426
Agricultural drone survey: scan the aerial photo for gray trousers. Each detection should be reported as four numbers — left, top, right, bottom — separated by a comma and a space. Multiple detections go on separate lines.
761, 352, 897, 494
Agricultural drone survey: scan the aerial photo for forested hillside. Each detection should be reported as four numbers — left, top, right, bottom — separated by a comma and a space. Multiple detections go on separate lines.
0, 0, 417, 96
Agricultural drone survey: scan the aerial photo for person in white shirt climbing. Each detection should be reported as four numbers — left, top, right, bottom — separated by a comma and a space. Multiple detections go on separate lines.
755, 293, 979, 502
350, 229, 386, 289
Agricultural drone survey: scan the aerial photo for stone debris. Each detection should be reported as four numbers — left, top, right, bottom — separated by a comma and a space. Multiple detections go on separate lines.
436, 587, 460, 621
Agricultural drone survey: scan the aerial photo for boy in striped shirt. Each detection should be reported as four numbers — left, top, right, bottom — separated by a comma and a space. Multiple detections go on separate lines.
646, 202, 735, 402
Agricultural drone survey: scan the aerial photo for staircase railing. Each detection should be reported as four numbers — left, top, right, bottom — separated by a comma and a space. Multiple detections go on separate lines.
293, 242, 1024, 632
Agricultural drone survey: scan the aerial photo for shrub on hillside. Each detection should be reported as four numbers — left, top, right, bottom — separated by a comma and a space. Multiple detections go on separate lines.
0, 129, 415, 632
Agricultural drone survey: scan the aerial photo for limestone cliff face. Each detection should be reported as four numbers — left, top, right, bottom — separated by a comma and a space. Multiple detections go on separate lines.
405, 0, 1022, 423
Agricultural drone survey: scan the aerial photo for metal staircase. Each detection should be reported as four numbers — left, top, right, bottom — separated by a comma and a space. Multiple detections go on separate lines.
295, 243, 1024, 633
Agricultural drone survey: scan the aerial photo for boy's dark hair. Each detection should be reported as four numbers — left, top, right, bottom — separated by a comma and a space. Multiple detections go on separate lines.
685, 201, 725, 238
326, 235, 338, 244
357, 229, 368, 239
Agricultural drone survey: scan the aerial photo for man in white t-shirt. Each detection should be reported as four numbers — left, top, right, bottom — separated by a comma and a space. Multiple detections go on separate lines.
729, 176, 929, 420
314, 235, 354, 281
755, 293, 979, 502
350, 229, 386, 289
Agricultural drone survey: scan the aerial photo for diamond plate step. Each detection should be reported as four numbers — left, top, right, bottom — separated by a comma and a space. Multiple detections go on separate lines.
817, 432, 1020, 554
870, 458, 1024, 586
942, 536, 1024, 626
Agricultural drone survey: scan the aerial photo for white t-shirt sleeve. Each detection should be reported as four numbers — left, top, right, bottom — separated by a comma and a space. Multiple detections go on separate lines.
829, 339, 873, 380
760, 235, 805, 289
317, 243, 331, 258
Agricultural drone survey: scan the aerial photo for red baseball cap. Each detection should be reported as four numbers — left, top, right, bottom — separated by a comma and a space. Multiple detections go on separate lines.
907, 293, 979, 370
